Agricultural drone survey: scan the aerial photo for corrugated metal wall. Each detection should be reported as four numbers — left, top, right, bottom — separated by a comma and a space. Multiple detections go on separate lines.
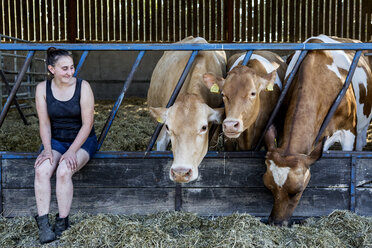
1, 0, 371, 43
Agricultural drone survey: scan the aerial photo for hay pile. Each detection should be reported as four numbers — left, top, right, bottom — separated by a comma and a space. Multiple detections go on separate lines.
0, 97, 156, 152
0, 210, 371, 247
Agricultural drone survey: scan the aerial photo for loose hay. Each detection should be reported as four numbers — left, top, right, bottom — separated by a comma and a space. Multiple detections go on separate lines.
1, 210, 371, 248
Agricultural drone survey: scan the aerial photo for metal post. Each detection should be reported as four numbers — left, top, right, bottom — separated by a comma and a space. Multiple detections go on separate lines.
255, 50, 308, 151
350, 155, 356, 212
242, 50, 253, 66
145, 50, 199, 154
175, 183, 182, 211
0, 70, 28, 125
314, 50, 362, 145
0, 157, 2, 216
97, 51, 146, 150
0, 51, 35, 128
74, 51, 89, 76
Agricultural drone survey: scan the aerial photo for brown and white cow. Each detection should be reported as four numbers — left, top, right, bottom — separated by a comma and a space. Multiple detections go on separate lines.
264, 35, 372, 226
203, 51, 287, 150
148, 36, 226, 183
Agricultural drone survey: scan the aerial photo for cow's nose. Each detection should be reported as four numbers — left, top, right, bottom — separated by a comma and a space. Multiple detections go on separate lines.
223, 120, 240, 132
171, 168, 193, 183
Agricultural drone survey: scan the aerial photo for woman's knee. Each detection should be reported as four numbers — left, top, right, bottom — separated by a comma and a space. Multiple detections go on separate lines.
56, 162, 73, 181
35, 162, 54, 181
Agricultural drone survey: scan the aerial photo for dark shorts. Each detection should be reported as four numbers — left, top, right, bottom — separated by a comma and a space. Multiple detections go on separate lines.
40, 135, 98, 159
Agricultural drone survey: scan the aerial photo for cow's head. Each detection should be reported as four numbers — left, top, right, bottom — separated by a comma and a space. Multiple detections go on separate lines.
149, 94, 223, 183
203, 66, 276, 138
263, 125, 324, 226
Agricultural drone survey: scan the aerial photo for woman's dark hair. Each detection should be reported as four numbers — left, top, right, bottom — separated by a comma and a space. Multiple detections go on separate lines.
46, 47, 72, 67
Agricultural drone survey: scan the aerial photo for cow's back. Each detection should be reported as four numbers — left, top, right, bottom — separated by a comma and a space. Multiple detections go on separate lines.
148, 37, 226, 108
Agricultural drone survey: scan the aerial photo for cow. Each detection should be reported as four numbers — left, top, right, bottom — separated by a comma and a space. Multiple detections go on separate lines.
147, 36, 226, 183
202, 51, 287, 150
263, 35, 372, 226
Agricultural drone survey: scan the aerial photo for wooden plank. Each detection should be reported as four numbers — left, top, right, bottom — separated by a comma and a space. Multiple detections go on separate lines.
265, 0, 271, 42
300, 0, 306, 41
151, 0, 156, 41
336, 0, 343, 37
205, 0, 210, 41
356, 188, 372, 216
330, 0, 336, 36
283, 0, 288, 41
354, 0, 360, 40
145, 0, 150, 41
157, 0, 162, 41
306, 0, 312, 38
349, 0, 355, 39
241, 0, 246, 42
356, 158, 372, 187
2, 188, 175, 217
2, 158, 173, 188
133, 0, 138, 41
235, 0, 240, 42
186, 1, 192, 37
247, 0, 252, 42
181, 0, 186, 40
67, 0, 77, 42
277, 0, 283, 42
259, 0, 265, 42
193, 0, 198, 37
182, 188, 350, 217
324, 0, 330, 36
294, 0, 300, 42
169, 0, 174, 41
253, 0, 258, 41
216, 0, 221, 40
2, 157, 353, 188
343, 0, 348, 38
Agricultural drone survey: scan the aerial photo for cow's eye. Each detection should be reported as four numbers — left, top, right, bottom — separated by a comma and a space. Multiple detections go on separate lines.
221, 92, 225, 97
165, 124, 169, 131
201, 125, 208, 132
250, 92, 256, 97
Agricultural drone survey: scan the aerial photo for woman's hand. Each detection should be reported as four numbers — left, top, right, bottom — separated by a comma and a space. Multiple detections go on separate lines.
34, 150, 54, 168
60, 150, 78, 171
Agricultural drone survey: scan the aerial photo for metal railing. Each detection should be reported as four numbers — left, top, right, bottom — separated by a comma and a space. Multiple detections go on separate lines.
0, 42, 371, 149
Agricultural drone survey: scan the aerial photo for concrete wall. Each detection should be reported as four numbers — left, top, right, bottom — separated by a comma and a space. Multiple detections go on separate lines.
73, 51, 163, 100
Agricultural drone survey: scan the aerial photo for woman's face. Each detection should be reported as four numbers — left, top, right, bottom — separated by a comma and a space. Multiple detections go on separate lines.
48, 56, 75, 84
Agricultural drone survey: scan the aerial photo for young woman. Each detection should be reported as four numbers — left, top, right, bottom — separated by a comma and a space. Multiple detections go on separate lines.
34, 47, 97, 243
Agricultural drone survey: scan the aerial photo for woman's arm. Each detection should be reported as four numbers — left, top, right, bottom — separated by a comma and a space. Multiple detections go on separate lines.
60, 80, 95, 169
34, 81, 54, 167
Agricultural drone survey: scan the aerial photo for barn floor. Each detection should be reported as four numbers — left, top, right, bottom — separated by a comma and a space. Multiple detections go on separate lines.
0, 210, 371, 247
1, 97, 372, 152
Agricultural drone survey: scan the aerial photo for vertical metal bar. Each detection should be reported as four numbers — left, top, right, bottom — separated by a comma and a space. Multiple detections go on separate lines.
0, 51, 35, 128
175, 183, 182, 211
145, 50, 199, 154
241, 50, 253, 66
0, 156, 2, 217
314, 50, 362, 144
97, 51, 145, 150
350, 155, 356, 212
74, 51, 89, 77
255, 50, 308, 151
0, 70, 28, 125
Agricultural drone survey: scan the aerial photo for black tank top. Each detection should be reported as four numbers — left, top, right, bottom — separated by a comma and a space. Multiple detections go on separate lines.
46, 78, 95, 142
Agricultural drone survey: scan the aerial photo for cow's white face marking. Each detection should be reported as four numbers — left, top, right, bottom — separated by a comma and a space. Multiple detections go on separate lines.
269, 160, 290, 187
230, 54, 282, 89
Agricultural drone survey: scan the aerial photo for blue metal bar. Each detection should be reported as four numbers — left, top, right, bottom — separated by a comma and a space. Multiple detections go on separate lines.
254, 50, 309, 151
145, 51, 199, 154
2, 43, 372, 51
74, 50, 89, 76
314, 50, 362, 145
0, 51, 35, 127
350, 156, 356, 212
97, 51, 146, 150
241, 50, 253, 66
0, 156, 2, 216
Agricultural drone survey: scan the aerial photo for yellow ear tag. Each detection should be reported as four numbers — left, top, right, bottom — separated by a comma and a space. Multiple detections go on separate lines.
274, 138, 277, 147
210, 83, 220, 94
157, 116, 163, 123
266, 83, 274, 91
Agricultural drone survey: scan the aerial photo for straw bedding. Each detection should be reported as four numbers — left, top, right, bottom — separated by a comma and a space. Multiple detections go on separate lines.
0, 210, 371, 247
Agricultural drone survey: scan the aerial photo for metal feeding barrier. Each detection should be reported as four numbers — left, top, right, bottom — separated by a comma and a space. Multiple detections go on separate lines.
0, 42, 371, 215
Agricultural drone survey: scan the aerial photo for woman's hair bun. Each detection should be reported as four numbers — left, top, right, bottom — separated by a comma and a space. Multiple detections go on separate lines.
47, 47, 57, 56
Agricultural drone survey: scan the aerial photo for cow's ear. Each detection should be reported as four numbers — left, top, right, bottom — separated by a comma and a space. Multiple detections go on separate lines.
208, 107, 224, 124
149, 107, 168, 124
203, 73, 225, 92
264, 124, 277, 151
305, 138, 325, 167
258, 70, 276, 92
